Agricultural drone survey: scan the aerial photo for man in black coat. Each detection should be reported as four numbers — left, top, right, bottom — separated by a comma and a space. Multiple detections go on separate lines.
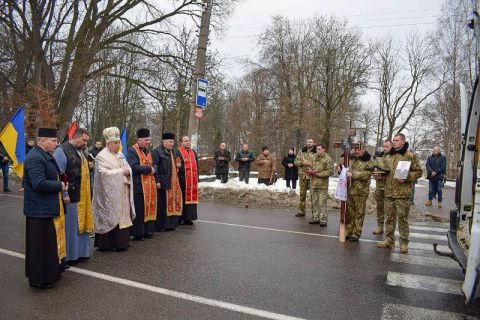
235, 143, 255, 184
24, 128, 68, 289
425, 146, 447, 208
214, 142, 231, 183
282, 147, 299, 189
0, 142, 11, 192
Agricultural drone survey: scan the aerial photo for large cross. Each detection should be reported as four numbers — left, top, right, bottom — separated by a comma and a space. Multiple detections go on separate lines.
333, 119, 358, 243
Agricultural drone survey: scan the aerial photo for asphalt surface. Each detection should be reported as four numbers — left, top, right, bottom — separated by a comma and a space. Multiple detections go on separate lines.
0, 182, 479, 320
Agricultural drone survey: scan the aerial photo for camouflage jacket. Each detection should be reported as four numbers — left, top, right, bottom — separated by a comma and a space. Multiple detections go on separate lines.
309, 152, 334, 189
384, 142, 423, 198
294, 146, 316, 177
348, 152, 374, 196
373, 152, 388, 191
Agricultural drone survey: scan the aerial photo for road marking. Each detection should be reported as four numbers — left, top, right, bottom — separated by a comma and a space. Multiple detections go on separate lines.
0, 193, 23, 199
196, 219, 380, 242
386, 272, 462, 295
405, 242, 450, 252
390, 253, 459, 269
0, 247, 305, 320
409, 225, 449, 233
395, 231, 447, 241
381, 303, 476, 320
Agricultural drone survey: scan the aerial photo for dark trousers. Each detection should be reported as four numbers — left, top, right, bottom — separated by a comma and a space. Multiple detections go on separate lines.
428, 179, 443, 202
216, 173, 229, 183
286, 179, 297, 189
1, 162, 9, 190
258, 178, 272, 186
239, 170, 250, 184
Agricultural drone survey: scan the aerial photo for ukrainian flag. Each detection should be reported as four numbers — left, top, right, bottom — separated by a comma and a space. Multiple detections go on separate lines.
120, 128, 127, 157
0, 106, 26, 178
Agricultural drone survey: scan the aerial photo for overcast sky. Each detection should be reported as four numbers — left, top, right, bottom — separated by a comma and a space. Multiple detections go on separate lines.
210, 0, 444, 78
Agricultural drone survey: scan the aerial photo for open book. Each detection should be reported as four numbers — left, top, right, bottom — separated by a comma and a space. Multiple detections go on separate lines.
394, 161, 411, 180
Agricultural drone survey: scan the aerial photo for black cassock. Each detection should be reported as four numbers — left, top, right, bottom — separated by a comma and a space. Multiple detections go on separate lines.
25, 217, 60, 286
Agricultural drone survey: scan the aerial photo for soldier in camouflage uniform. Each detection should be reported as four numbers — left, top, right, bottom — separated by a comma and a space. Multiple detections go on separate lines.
308, 144, 334, 225
372, 140, 393, 235
294, 139, 316, 217
377, 133, 423, 254
345, 146, 374, 241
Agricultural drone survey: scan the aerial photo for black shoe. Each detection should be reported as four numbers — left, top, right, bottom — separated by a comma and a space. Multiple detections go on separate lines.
183, 220, 194, 225
3, 188, 11, 192
144, 233, 154, 239
30, 282, 55, 289
319, 222, 327, 227
346, 235, 352, 240
349, 237, 359, 242
309, 220, 320, 224
133, 236, 144, 241
295, 213, 306, 217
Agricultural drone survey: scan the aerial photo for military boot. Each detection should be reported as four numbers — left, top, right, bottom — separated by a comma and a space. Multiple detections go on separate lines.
372, 226, 384, 235
377, 239, 394, 249
438, 202, 443, 208
425, 199, 432, 206
400, 244, 408, 254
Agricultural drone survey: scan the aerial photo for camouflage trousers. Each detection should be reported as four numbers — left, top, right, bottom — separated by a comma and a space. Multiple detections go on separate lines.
311, 188, 328, 223
384, 197, 411, 245
346, 194, 368, 238
298, 175, 310, 214
375, 188, 385, 226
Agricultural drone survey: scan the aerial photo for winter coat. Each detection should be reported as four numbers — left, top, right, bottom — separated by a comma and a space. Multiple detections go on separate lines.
235, 150, 255, 171
152, 146, 174, 190
127, 145, 154, 194
23, 146, 63, 218
384, 142, 423, 198
309, 152, 334, 189
0, 143, 9, 164
348, 151, 374, 196
282, 154, 299, 180
294, 146, 316, 177
214, 149, 231, 174
256, 153, 276, 180
426, 153, 446, 181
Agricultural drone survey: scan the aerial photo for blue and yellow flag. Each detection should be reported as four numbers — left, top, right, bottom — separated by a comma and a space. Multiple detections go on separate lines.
0, 106, 26, 178
120, 128, 127, 157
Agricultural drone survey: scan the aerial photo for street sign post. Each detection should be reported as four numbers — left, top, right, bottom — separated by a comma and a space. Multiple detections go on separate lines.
196, 78, 208, 108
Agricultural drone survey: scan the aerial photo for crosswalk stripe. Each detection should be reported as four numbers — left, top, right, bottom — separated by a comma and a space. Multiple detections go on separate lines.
395, 231, 447, 241
398, 242, 450, 252
381, 303, 477, 320
390, 253, 459, 269
409, 225, 449, 233
386, 272, 462, 295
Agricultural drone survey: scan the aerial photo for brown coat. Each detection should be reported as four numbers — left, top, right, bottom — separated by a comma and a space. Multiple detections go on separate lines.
256, 153, 276, 180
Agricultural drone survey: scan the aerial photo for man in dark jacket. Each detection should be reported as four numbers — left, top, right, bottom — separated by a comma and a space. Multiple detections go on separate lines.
282, 147, 299, 189
127, 128, 156, 240
214, 142, 231, 183
425, 146, 447, 208
89, 140, 103, 158
0, 142, 11, 192
24, 128, 68, 289
235, 143, 254, 184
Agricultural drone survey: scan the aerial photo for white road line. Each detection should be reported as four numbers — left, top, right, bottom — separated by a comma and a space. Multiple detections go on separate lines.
409, 225, 449, 233
0, 193, 23, 199
405, 242, 450, 252
0, 247, 305, 320
386, 272, 463, 295
196, 219, 377, 242
390, 253, 459, 269
381, 303, 477, 320
395, 231, 447, 241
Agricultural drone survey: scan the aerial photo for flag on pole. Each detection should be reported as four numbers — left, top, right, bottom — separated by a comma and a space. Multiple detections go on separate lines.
120, 128, 127, 157
0, 106, 26, 178
62, 121, 77, 143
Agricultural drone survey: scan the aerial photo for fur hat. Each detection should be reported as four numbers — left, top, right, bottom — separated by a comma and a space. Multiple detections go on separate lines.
162, 132, 175, 140
136, 128, 150, 139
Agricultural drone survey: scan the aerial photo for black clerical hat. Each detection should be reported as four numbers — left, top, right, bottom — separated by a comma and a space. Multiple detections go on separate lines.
136, 128, 150, 139
162, 132, 175, 140
37, 128, 57, 138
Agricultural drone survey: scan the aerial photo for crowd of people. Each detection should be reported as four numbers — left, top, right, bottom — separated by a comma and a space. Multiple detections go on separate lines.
16, 125, 446, 289
22, 127, 198, 289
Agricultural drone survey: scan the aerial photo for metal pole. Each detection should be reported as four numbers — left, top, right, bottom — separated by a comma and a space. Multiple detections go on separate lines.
187, 0, 213, 151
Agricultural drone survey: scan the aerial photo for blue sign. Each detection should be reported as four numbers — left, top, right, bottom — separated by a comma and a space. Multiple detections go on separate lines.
196, 78, 208, 108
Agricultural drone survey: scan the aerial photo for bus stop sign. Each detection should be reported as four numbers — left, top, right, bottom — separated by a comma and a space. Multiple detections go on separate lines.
196, 78, 208, 108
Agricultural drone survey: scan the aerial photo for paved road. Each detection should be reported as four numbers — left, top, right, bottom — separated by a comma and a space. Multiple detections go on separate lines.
0, 190, 479, 320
